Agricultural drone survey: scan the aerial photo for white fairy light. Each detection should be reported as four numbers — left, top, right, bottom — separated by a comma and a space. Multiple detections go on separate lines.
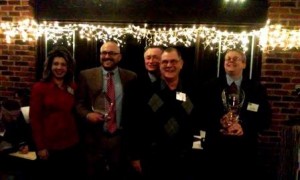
0, 19, 300, 52
224, 0, 246, 3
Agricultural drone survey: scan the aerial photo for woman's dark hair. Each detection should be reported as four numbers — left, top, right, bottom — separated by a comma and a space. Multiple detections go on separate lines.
42, 46, 75, 85
2, 99, 21, 111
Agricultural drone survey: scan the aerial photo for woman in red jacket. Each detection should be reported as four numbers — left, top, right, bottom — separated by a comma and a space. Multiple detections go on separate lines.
29, 46, 84, 180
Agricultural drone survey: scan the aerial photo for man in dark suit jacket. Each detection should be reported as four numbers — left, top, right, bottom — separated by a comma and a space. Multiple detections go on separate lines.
123, 46, 164, 176
200, 49, 272, 180
75, 41, 137, 180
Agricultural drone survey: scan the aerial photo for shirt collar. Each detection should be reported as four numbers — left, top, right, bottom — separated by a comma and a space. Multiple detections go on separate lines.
148, 72, 157, 83
102, 67, 119, 77
226, 74, 242, 87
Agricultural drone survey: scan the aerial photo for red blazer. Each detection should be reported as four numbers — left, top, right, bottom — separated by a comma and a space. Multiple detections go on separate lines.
29, 81, 79, 151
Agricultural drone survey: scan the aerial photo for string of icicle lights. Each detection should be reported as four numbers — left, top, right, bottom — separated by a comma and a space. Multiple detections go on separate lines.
1, 19, 300, 52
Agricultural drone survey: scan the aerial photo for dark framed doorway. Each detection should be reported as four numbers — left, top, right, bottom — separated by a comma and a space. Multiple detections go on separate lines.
36, 29, 262, 87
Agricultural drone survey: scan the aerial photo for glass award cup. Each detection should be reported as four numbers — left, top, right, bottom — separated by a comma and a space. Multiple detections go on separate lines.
92, 92, 113, 122
221, 88, 245, 132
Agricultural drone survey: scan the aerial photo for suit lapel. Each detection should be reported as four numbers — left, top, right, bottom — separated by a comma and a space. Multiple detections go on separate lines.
118, 68, 127, 87
89, 68, 103, 97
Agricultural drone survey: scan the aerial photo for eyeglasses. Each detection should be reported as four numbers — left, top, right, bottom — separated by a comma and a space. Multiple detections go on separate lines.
161, 59, 180, 66
225, 56, 242, 62
100, 51, 120, 56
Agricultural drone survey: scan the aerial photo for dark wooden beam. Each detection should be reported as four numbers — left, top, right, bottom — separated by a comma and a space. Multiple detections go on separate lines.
34, 0, 268, 26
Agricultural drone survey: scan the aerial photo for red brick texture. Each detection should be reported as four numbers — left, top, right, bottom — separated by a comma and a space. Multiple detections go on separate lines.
0, 0, 36, 99
0, 0, 300, 179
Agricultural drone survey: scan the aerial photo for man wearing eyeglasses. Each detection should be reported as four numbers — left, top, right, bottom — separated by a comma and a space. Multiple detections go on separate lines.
75, 40, 137, 180
200, 49, 271, 180
126, 47, 196, 180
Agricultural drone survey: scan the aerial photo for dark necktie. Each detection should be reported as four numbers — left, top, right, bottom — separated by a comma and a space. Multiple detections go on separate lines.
228, 82, 238, 94
106, 72, 117, 133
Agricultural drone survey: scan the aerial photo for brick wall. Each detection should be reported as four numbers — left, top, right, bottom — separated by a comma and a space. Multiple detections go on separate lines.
263, 0, 300, 179
1, 0, 300, 179
0, 0, 36, 100
266, 1, 300, 122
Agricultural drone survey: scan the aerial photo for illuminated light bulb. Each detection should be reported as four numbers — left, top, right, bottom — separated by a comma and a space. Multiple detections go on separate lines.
0, 19, 300, 52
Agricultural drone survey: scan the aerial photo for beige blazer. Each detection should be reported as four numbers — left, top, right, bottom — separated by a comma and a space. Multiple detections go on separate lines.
75, 66, 137, 120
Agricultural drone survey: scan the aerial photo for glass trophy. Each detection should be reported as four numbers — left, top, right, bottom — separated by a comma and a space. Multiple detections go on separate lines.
92, 92, 113, 122
220, 88, 245, 132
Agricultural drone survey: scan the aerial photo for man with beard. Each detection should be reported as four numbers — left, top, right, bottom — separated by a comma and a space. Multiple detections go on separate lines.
75, 41, 137, 180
